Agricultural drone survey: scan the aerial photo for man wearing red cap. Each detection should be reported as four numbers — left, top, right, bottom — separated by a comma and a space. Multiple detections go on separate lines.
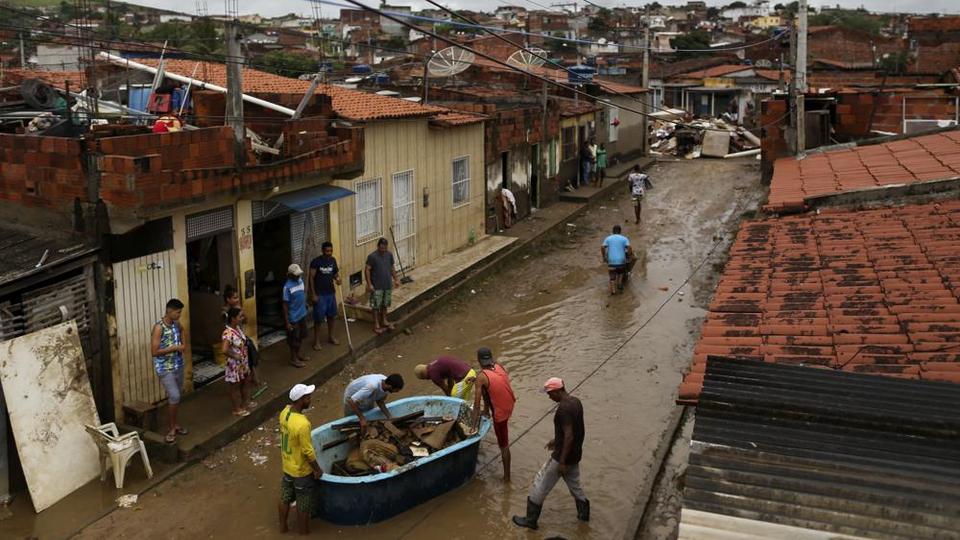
512, 377, 588, 530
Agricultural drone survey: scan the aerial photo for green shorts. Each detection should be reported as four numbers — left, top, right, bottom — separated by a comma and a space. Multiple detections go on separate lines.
280, 474, 317, 514
370, 289, 392, 310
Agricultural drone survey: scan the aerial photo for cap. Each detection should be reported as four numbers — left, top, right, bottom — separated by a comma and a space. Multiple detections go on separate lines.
288, 263, 304, 277
477, 347, 494, 367
289, 383, 315, 402
414, 364, 429, 379
543, 377, 564, 393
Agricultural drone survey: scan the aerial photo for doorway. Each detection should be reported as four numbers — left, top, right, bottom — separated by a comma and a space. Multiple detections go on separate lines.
253, 214, 292, 339
392, 170, 416, 270
499, 152, 509, 190
530, 144, 540, 209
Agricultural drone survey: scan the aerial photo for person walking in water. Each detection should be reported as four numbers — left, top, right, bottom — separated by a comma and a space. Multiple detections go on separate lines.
473, 347, 516, 481
513, 377, 589, 529
150, 298, 188, 444
627, 165, 650, 224
602, 225, 633, 295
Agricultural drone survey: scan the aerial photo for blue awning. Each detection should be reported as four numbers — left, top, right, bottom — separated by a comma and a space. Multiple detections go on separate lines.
271, 185, 355, 212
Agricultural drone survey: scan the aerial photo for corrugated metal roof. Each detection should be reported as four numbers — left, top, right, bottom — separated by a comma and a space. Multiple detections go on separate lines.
682, 357, 960, 540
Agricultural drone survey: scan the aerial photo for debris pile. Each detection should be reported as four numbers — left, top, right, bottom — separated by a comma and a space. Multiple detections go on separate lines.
327, 406, 476, 476
650, 116, 761, 160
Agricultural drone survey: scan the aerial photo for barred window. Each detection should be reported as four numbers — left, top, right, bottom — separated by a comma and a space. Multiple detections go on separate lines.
355, 177, 382, 245
452, 156, 470, 207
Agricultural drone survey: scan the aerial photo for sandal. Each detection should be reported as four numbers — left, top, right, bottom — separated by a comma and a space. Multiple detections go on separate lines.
233, 409, 250, 417
175, 426, 189, 435
290, 360, 306, 368
246, 401, 258, 409
165, 432, 177, 444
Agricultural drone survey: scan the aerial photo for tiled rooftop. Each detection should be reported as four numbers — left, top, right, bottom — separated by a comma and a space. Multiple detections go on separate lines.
1, 69, 86, 91
141, 59, 482, 124
679, 200, 960, 403
667, 64, 753, 80
767, 130, 960, 211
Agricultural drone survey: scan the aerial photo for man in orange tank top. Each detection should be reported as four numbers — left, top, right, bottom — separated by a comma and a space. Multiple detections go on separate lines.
472, 347, 517, 481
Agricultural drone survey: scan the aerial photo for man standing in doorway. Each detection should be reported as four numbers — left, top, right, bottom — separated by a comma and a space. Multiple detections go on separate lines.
283, 264, 309, 368
513, 377, 589, 530
151, 298, 188, 444
602, 225, 633, 295
473, 347, 516, 481
579, 138, 595, 189
364, 238, 400, 335
278, 383, 323, 535
308, 241, 341, 351
627, 165, 649, 225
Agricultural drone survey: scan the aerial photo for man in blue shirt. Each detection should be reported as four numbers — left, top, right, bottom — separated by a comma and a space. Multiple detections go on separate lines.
283, 264, 309, 368
602, 225, 633, 295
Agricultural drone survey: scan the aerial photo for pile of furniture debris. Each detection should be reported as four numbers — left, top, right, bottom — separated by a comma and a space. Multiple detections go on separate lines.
651, 117, 761, 160
327, 406, 477, 476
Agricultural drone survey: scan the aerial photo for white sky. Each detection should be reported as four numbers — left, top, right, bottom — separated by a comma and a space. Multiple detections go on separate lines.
130, 0, 960, 20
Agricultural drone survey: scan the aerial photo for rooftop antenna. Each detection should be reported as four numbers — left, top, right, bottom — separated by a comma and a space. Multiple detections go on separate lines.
426, 45, 476, 77
506, 47, 549, 70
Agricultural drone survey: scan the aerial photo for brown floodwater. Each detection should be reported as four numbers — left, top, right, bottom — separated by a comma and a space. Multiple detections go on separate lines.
61, 159, 761, 540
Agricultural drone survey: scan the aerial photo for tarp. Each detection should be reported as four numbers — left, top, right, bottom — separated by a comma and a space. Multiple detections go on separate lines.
271, 185, 355, 213
0, 321, 100, 512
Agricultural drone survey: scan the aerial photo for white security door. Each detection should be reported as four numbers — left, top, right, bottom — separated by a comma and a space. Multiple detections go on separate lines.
112, 250, 178, 405
392, 170, 416, 270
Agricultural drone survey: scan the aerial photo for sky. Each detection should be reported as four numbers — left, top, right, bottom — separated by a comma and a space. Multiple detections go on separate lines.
130, 0, 960, 19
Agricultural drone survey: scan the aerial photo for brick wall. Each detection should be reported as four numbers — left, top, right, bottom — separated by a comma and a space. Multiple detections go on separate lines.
835, 91, 958, 138
760, 96, 789, 183
0, 124, 364, 221
0, 134, 87, 211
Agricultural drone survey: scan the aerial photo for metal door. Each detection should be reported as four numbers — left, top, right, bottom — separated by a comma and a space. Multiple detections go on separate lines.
112, 250, 178, 405
392, 170, 416, 270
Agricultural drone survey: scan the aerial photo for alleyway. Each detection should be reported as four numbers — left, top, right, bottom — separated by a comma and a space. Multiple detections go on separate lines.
73, 158, 762, 540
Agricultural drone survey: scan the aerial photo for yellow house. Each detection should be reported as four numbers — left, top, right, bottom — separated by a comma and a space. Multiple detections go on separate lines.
751, 15, 783, 29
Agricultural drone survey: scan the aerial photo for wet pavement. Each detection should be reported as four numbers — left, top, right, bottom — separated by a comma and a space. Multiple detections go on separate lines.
62, 158, 762, 540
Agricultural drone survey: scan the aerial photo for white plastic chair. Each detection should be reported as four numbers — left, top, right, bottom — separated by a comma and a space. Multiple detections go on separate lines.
85, 422, 154, 489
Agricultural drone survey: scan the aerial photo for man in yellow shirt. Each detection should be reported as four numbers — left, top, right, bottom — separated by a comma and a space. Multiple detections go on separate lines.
279, 383, 323, 535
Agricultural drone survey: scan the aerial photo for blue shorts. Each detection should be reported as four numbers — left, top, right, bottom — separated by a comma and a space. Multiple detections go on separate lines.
312, 293, 337, 322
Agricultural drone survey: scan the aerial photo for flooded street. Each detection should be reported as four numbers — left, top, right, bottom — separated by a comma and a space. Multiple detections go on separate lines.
75, 159, 761, 540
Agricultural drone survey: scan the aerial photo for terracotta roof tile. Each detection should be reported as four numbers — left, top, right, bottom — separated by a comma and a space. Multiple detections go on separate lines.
1, 69, 85, 91
141, 59, 482, 123
767, 129, 960, 211
679, 200, 960, 403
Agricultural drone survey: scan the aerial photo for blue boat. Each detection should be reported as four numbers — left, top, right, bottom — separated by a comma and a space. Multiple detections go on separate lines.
310, 396, 492, 525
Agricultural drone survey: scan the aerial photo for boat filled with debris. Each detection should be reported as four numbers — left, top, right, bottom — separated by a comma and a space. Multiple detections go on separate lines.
310, 396, 492, 525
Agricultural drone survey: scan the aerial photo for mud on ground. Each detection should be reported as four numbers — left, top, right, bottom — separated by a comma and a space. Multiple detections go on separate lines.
69, 158, 762, 540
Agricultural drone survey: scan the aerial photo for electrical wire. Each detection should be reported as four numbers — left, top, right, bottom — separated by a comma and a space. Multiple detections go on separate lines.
395, 181, 747, 540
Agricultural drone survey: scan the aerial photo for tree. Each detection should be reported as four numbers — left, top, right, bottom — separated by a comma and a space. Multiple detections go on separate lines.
707, 7, 720, 19
588, 10, 612, 35
670, 30, 711, 58
774, 3, 785, 10
645, 2, 662, 11
725, 1, 747, 9
257, 51, 319, 77
809, 9, 883, 35
878, 51, 908, 74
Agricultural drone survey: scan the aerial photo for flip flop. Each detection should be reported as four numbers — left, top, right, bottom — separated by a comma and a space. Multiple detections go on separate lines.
165, 432, 177, 444
373, 327, 386, 335
175, 426, 189, 435
232, 409, 250, 417
290, 360, 306, 368
246, 401, 258, 409
312, 345, 323, 351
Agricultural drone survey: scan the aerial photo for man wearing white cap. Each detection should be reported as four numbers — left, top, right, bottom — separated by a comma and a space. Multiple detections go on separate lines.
279, 383, 323, 535
283, 263, 309, 368
512, 377, 589, 530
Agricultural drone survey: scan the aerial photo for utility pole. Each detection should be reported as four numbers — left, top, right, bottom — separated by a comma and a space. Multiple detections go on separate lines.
225, 22, 246, 169
795, 0, 808, 155
641, 20, 650, 157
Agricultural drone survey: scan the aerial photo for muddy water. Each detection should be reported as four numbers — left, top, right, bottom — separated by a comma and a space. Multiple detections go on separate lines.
73, 160, 761, 540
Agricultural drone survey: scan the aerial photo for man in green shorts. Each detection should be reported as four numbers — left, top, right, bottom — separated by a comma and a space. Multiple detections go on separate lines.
364, 237, 400, 334
279, 383, 323, 535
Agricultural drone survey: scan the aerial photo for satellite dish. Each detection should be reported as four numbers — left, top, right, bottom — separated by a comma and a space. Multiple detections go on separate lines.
427, 46, 475, 77
506, 48, 549, 70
